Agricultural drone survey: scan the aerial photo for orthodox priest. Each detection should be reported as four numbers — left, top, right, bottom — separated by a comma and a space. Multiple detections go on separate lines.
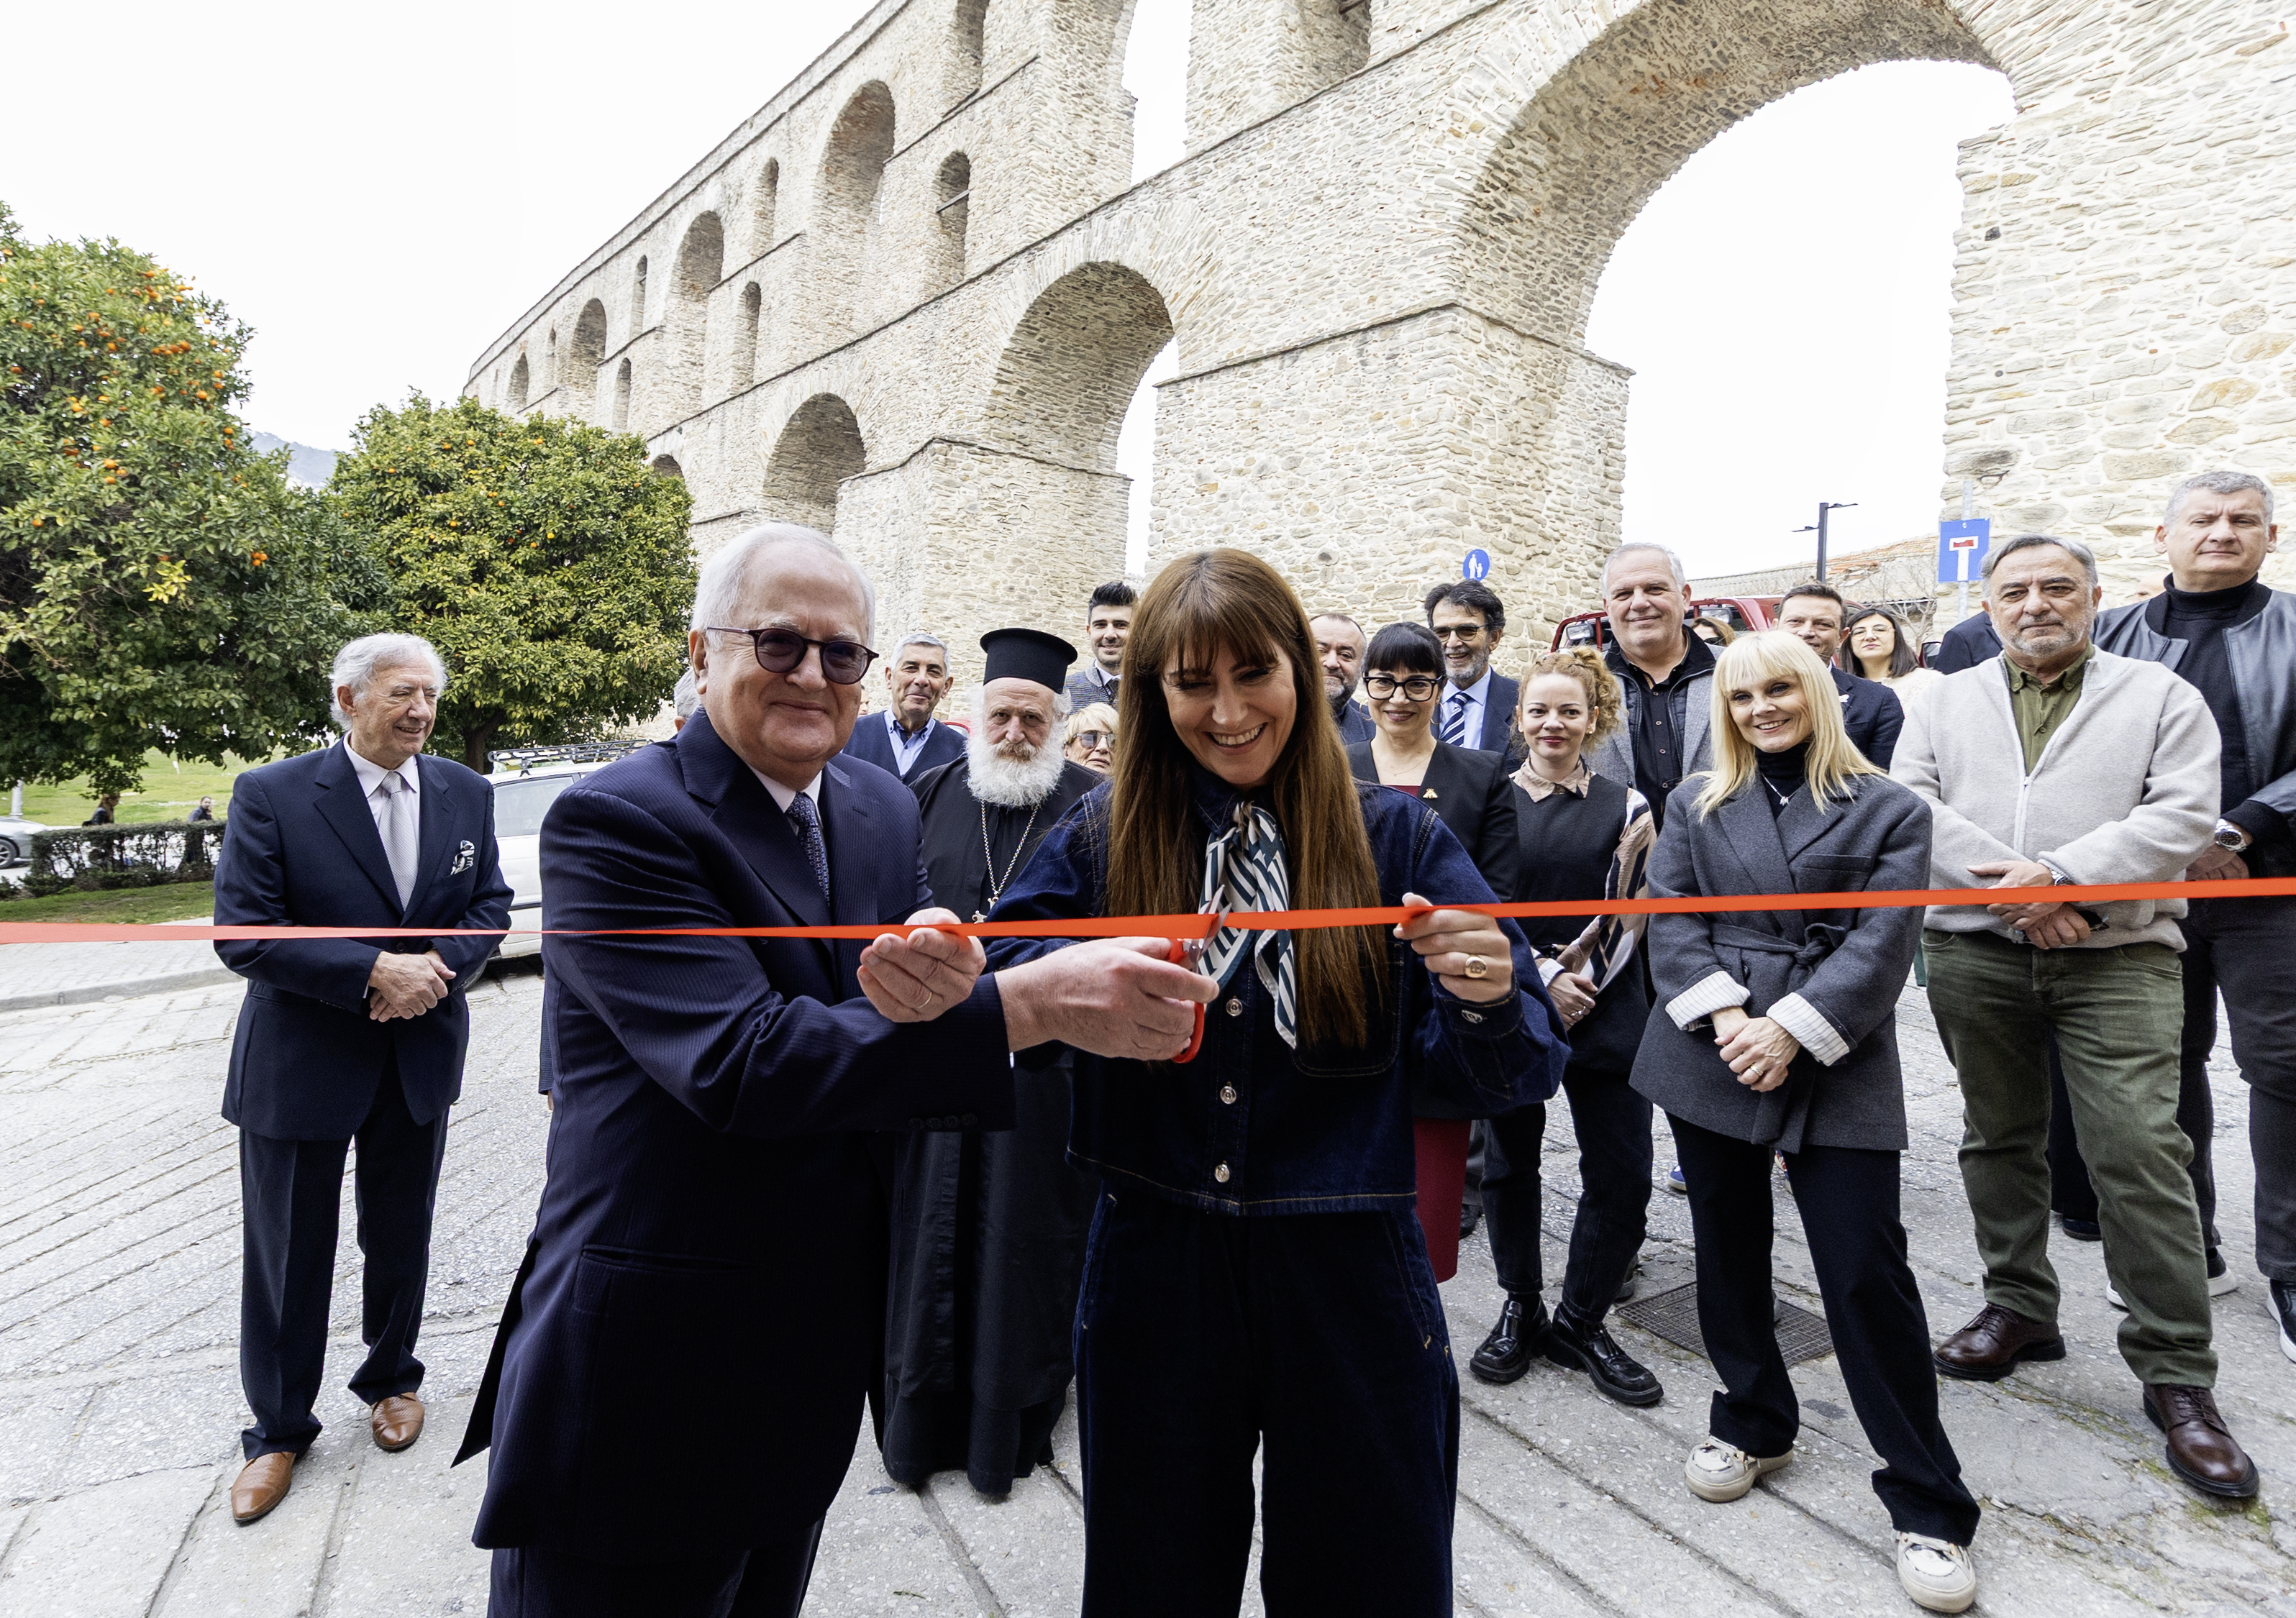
881, 627, 1103, 1496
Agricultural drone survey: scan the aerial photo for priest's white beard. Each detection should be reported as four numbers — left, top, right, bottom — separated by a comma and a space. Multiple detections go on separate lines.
968, 729, 1067, 808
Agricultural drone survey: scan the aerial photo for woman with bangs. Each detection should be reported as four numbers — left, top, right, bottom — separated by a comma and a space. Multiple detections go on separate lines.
1628, 631, 1982, 1615
986, 549, 1567, 1617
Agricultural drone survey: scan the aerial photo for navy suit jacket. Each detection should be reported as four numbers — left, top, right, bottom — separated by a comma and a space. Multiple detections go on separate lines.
1335, 698, 1375, 744
842, 709, 965, 780
1829, 665, 1905, 770
1473, 671, 1521, 754
214, 742, 511, 1139
460, 710, 1015, 1558
1931, 613, 2003, 675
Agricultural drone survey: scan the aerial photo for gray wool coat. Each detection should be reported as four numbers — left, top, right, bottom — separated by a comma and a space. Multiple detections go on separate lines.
1628, 771, 1933, 1153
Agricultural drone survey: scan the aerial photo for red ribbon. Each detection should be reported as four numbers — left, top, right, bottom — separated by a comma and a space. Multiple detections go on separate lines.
6, 877, 2290, 946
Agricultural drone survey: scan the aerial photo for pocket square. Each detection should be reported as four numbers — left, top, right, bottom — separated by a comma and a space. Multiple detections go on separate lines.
451, 839, 475, 875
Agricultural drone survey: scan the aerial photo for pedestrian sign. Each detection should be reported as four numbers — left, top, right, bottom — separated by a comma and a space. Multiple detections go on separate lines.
1462, 549, 1490, 582
1938, 518, 1990, 584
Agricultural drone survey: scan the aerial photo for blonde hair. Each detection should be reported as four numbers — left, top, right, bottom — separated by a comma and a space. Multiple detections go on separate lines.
1516, 647, 1626, 744
1693, 631, 1882, 819
1064, 702, 1118, 747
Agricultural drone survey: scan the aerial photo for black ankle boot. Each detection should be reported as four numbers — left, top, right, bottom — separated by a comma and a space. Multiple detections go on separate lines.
1545, 1309, 1663, 1407
1468, 1294, 1548, 1386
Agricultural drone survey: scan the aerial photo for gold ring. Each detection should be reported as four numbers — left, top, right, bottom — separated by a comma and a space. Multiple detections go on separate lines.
1463, 954, 1489, 980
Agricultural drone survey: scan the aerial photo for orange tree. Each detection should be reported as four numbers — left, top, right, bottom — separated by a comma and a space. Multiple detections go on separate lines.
329, 395, 695, 771
0, 203, 383, 796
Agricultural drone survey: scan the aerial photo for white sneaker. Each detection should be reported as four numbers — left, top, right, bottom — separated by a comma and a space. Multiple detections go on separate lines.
1683, 1438, 1792, 1502
2107, 1257, 2238, 1311
1897, 1533, 1977, 1614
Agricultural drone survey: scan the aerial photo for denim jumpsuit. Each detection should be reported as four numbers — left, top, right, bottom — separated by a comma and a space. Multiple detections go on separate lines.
988, 772, 1568, 1618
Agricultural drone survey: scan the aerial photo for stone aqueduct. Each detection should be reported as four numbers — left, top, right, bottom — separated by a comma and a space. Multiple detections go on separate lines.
465, 0, 2296, 686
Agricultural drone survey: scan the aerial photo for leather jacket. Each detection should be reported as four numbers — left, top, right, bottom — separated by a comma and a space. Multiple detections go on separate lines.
2095, 583, 2296, 877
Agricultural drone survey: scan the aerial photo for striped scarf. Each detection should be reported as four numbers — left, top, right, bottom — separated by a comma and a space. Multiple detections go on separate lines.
1199, 800, 1299, 1049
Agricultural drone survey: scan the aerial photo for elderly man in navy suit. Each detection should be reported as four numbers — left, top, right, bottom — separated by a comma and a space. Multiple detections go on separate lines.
214, 632, 512, 1525
460, 524, 1212, 1618
840, 631, 965, 780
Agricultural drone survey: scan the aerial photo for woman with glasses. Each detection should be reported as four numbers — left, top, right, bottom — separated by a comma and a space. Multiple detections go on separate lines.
984, 550, 1566, 1617
1843, 605, 1942, 710
1062, 703, 1118, 775
1344, 621, 1520, 1282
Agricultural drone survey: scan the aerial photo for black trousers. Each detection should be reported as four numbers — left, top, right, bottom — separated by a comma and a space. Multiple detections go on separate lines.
239, 1059, 448, 1459
1669, 1117, 1980, 1545
1075, 1192, 1457, 1617
2049, 896, 2296, 1279
1480, 1063, 1651, 1323
488, 1521, 822, 1618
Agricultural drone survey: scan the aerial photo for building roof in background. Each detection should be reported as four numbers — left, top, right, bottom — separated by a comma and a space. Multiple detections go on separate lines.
1692, 534, 1939, 620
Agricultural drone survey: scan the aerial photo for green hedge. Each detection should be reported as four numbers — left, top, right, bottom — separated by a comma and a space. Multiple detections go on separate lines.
23, 822, 224, 897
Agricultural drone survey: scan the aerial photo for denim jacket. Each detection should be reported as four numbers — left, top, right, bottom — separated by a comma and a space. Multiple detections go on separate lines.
986, 772, 1567, 1215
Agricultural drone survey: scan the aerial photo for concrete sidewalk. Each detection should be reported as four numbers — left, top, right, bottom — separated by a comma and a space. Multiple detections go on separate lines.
0, 923, 234, 1016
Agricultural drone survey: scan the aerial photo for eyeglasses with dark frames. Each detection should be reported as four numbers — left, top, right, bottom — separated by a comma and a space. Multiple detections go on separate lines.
1431, 624, 1488, 643
706, 626, 880, 685
1363, 672, 1444, 701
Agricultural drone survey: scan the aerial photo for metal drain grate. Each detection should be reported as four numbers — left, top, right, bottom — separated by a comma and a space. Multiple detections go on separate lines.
1613, 1281, 1835, 1368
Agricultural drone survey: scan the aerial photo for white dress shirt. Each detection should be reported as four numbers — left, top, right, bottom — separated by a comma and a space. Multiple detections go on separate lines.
343, 739, 421, 839
751, 768, 823, 816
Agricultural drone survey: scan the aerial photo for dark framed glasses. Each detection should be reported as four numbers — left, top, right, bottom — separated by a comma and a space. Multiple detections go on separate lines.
706, 626, 880, 685
1363, 672, 1442, 700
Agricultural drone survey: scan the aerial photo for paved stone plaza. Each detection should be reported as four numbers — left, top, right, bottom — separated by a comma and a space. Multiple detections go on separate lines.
0, 954, 2289, 1617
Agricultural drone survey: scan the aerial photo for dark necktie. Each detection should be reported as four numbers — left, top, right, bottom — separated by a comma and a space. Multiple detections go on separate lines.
785, 791, 831, 908
1439, 690, 1470, 746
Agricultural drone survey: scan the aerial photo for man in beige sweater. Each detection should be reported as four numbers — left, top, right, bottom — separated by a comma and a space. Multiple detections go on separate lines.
1892, 533, 2258, 1502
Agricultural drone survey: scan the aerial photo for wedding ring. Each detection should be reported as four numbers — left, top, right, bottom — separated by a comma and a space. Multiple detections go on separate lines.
1462, 954, 1489, 980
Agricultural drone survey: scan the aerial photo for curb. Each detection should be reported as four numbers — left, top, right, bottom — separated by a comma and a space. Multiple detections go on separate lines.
0, 966, 241, 1017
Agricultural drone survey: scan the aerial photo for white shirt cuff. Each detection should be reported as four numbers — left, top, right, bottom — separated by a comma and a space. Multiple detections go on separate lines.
1768, 992, 1850, 1066
1666, 971, 1748, 1030
1536, 957, 1566, 986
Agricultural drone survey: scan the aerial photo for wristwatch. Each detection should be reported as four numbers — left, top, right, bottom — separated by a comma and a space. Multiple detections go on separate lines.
2214, 819, 2252, 851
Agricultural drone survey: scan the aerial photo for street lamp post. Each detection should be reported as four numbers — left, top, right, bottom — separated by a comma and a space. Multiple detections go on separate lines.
1810, 501, 1857, 581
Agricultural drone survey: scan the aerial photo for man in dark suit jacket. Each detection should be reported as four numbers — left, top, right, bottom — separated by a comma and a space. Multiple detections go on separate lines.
1311, 610, 1376, 743
1423, 580, 1522, 759
460, 526, 1210, 1617
842, 632, 965, 780
1775, 582, 1905, 768
1931, 609, 2003, 674
213, 633, 511, 1525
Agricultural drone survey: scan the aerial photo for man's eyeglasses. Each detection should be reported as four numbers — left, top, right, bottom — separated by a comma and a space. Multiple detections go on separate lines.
1363, 673, 1443, 700
706, 626, 880, 685
1071, 730, 1112, 751
1431, 624, 1487, 643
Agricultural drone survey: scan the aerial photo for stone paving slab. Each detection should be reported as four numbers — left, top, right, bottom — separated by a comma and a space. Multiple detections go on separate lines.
0, 964, 2287, 1617
0, 927, 234, 1017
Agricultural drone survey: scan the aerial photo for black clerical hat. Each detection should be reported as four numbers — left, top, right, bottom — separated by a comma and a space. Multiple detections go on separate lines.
979, 627, 1078, 693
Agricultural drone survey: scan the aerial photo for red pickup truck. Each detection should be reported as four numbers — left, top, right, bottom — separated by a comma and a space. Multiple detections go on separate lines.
1549, 595, 1780, 649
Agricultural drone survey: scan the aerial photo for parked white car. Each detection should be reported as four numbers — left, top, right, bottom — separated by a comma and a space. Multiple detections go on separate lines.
486, 744, 650, 959
0, 815, 47, 867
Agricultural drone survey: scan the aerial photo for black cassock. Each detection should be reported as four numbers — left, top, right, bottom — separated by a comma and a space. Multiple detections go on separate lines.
880, 754, 1103, 1494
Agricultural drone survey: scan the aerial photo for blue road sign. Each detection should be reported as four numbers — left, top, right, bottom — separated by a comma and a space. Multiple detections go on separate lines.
1939, 518, 1990, 585
1462, 548, 1491, 581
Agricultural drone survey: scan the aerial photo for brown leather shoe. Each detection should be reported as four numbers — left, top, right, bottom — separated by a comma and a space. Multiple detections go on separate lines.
1932, 1303, 2067, 1381
370, 1393, 424, 1453
231, 1452, 296, 1524
2144, 1384, 2260, 1499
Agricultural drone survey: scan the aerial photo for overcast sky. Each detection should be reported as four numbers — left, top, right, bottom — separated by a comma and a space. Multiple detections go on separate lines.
7, 2, 2009, 580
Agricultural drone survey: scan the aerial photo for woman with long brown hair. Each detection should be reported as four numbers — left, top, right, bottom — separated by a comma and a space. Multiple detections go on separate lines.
987, 549, 1567, 1617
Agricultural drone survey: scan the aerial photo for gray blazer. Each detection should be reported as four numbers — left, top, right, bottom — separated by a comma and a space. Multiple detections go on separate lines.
1628, 771, 1931, 1153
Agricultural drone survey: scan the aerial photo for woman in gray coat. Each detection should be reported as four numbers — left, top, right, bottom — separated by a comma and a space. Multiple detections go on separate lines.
1631, 632, 1982, 1617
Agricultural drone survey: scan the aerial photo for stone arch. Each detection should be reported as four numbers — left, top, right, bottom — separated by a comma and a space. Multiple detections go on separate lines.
544, 326, 557, 393
949, 0, 988, 109
752, 158, 780, 255
933, 152, 972, 290
506, 353, 529, 413
672, 211, 725, 411
981, 261, 1176, 472
568, 298, 607, 418
651, 454, 684, 479
612, 357, 633, 432
814, 81, 898, 338
631, 255, 649, 335
739, 283, 763, 388
761, 393, 867, 534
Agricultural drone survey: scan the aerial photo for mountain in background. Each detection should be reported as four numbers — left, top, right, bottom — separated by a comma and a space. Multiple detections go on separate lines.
248, 431, 340, 489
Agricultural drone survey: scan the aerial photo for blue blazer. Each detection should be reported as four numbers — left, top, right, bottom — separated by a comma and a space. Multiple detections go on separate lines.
1335, 699, 1375, 744
1931, 613, 2003, 675
1473, 671, 1521, 755
460, 710, 1015, 1559
842, 709, 965, 780
214, 742, 511, 1139
1829, 665, 1905, 770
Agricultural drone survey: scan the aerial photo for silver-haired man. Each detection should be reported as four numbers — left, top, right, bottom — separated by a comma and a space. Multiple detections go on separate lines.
212, 632, 512, 1525
1587, 542, 1710, 833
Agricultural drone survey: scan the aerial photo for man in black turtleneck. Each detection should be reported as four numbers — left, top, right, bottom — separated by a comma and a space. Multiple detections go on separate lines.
2096, 469, 2296, 1364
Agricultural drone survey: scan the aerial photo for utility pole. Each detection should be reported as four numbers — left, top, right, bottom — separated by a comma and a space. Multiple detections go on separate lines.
1814, 501, 1857, 582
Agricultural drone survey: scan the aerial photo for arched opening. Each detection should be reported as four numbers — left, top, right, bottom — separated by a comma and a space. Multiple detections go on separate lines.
630, 255, 649, 336
1300, 1, 1368, 88
569, 298, 607, 418
933, 151, 972, 289
815, 82, 897, 338
975, 262, 1176, 614
1454, 0, 2000, 639
506, 353, 529, 413
544, 326, 557, 395
739, 283, 762, 388
1120, 0, 1190, 183
673, 211, 725, 410
651, 454, 684, 479
612, 357, 633, 432
762, 394, 867, 534
753, 158, 780, 254
949, 0, 988, 109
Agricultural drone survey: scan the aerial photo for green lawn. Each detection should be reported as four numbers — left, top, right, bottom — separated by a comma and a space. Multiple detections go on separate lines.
11, 751, 273, 829
0, 882, 217, 923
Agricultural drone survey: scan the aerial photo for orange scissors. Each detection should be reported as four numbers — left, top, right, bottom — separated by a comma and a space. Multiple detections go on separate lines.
1167, 933, 1213, 1063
